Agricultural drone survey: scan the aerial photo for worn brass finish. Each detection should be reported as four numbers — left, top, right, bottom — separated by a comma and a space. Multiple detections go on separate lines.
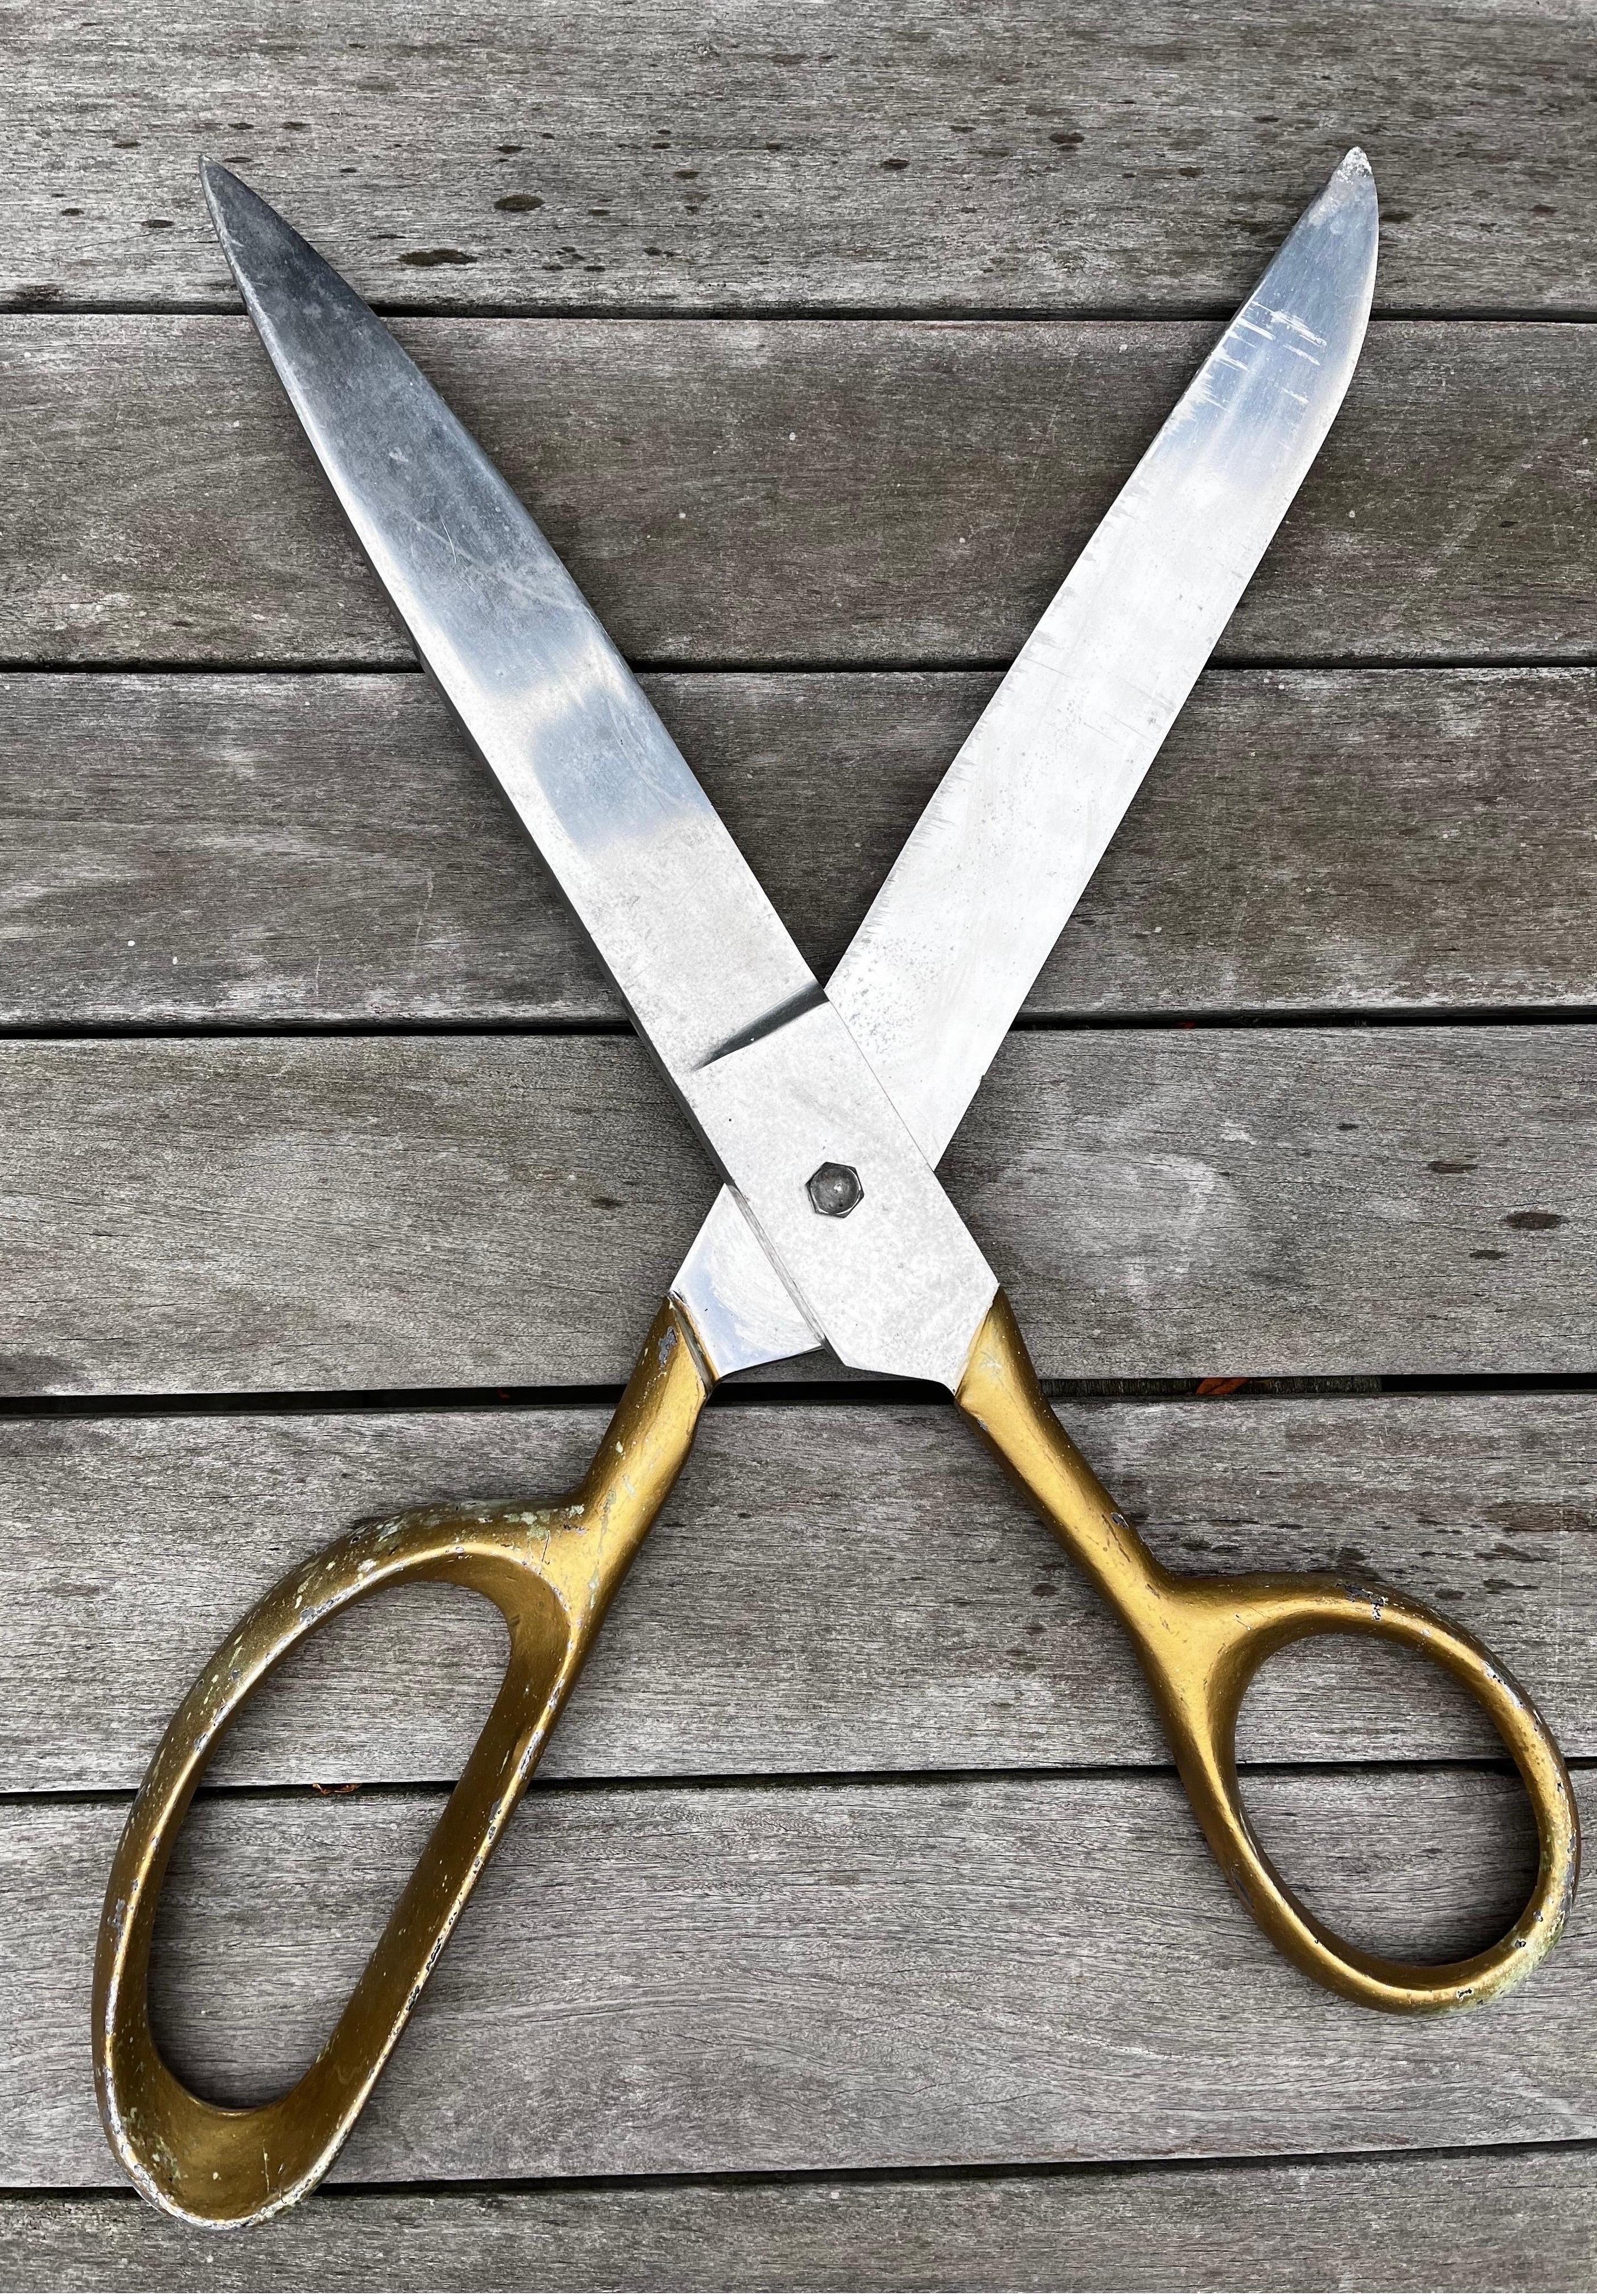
93, 1300, 710, 2228
957, 1291, 1580, 2013
94, 1282, 1579, 2230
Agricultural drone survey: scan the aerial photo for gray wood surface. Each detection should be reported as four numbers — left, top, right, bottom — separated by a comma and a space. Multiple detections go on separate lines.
5, 0, 1592, 2278
0, 1770, 1575, 2187
5, 320, 1592, 668
0, 1027, 1588, 1395
4, 1391, 1592, 1792
5, 0, 1591, 315
7, 2147, 1596, 2293
3, 667, 1593, 1025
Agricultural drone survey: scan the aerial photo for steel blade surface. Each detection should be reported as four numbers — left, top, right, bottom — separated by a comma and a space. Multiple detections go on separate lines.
203, 164, 997, 1390
204, 158, 1374, 1390
834, 149, 1378, 1164
677, 150, 1379, 1375
202, 164, 814, 1090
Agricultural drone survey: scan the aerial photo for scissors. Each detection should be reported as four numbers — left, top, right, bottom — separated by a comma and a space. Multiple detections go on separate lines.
93, 151, 1578, 2227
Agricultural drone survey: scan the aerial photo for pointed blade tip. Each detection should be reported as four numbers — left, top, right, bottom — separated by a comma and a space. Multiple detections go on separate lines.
198, 164, 318, 311
1328, 145, 1379, 226
1293, 148, 1378, 307
199, 158, 249, 248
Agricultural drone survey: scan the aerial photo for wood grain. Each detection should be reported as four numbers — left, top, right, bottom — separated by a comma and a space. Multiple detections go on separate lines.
0, 1770, 1578, 2187
5, 320, 1592, 668
4, 0, 1594, 2272
7, 2147, 1596, 2293
2, 668, 1593, 1025
0, 1027, 1588, 1396
4, 0, 1591, 314
4, 1391, 1593, 1792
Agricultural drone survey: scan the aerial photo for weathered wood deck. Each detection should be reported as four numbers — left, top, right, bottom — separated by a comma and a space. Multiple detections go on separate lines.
2, 3, 1594, 2287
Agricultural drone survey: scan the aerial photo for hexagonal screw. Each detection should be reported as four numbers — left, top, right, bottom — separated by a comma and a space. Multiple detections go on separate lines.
806, 1160, 863, 1218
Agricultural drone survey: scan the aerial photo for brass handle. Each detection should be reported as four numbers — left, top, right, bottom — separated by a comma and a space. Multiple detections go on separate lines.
958, 1291, 1579, 2013
93, 1301, 710, 2227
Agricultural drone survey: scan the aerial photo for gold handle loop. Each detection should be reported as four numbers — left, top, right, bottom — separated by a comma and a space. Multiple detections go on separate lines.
1135, 1568, 1577, 2009
958, 1291, 1579, 2012
97, 1284, 1580, 2224
93, 1302, 709, 2228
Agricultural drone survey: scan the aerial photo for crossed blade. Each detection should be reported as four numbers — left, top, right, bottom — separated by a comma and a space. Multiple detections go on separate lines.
204, 154, 1377, 1388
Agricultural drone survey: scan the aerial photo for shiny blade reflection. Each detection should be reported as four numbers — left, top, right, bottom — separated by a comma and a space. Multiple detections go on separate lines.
676, 151, 1378, 1376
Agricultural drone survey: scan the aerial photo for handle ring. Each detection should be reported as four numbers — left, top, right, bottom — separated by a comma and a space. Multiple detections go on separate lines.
93, 1302, 709, 2226
1150, 1570, 1579, 2013
957, 1288, 1579, 2014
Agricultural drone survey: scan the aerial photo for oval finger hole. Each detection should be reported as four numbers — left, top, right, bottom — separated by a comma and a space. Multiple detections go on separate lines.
148, 1580, 510, 2109
1237, 1638, 1540, 1964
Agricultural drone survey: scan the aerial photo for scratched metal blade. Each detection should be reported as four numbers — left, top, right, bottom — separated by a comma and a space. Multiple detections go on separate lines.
836, 149, 1379, 1163
208, 156, 1374, 1387
203, 163, 999, 1391
675, 150, 1378, 1375
202, 163, 816, 1093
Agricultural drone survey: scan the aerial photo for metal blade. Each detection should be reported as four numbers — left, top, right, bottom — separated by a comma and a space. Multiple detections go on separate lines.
203, 164, 812, 1091
676, 149, 1379, 1375
204, 163, 997, 1391
837, 149, 1378, 1163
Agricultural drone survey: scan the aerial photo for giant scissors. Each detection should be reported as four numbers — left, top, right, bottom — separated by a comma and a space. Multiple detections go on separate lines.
93, 152, 1579, 2225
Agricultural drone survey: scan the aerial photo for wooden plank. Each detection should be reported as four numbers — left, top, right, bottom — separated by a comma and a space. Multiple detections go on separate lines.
0, 1770, 1585, 2186
0, 1027, 1588, 1396
4, 320, 1591, 668
5, 1391, 1593, 1792
3, 667, 1594, 1026
5, 0, 1591, 315
7, 2146, 1596, 2293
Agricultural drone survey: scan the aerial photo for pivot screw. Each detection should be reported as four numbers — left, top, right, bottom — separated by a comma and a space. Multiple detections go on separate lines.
807, 1161, 863, 1218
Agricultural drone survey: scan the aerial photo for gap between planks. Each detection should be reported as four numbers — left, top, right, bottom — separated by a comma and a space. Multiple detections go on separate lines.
8, 2140, 1597, 2291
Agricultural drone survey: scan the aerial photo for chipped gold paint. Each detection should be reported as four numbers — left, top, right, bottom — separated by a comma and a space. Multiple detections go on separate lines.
93, 1300, 709, 2228
957, 1291, 1580, 2015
